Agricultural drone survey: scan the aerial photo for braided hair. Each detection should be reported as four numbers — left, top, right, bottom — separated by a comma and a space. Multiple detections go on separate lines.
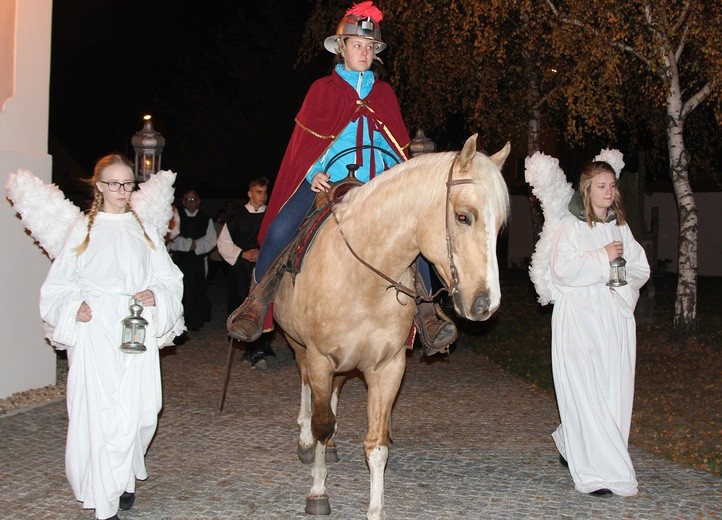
74, 154, 155, 254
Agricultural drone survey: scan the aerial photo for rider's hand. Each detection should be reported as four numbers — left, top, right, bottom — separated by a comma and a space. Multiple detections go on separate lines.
310, 172, 331, 193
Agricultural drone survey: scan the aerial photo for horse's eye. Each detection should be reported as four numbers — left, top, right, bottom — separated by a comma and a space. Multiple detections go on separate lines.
456, 212, 471, 225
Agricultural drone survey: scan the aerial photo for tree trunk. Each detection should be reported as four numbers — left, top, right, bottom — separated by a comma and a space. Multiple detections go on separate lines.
525, 46, 544, 243
666, 80, 698, 340
527, 114, 544, 243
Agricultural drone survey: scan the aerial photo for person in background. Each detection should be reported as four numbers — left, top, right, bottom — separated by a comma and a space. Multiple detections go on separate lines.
207, 208, 229, 284
227, 1, 456, 356
39, 154, 184, 520
549, 160, 649, 497
217, 176, 275, 369
168, 190, 217, 332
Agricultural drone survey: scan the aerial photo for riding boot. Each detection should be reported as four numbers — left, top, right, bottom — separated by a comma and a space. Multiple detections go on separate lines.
413, 275, 458, 357
227, 256, 287, 343
414, 301, 458, 356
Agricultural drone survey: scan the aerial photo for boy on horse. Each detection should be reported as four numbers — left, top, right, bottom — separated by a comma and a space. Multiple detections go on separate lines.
228, 1, 456, 355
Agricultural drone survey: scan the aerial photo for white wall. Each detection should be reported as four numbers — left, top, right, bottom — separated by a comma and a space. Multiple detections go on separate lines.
643, 192, 722, 276
507, 191, 722, 277
0, 0, 54, 398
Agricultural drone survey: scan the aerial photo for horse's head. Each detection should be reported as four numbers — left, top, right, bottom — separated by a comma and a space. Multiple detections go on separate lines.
433, 134, 511, 321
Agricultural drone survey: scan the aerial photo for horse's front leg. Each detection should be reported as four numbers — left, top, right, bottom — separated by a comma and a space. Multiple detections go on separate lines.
363, 349, 407, 520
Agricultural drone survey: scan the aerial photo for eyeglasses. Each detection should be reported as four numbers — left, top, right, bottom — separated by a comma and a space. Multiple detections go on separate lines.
183, 197, 198, 203
99, 181, 136, 192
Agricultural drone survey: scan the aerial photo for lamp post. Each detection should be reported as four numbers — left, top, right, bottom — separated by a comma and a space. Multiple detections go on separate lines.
131, 115, 165, 182
409, 128, 436, 157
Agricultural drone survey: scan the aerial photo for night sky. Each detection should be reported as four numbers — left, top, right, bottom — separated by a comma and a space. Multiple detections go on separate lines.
49, 1, 325, 199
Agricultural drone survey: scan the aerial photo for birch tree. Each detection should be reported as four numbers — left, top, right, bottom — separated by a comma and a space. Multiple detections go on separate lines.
543, 0, 722, 337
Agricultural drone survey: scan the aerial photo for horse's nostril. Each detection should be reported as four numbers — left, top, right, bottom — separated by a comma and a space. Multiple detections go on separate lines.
472, 293, 491, 315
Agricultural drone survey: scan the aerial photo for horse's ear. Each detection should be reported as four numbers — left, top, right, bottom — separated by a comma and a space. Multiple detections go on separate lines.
490, 142, 511, 169
460, 133, 479, 169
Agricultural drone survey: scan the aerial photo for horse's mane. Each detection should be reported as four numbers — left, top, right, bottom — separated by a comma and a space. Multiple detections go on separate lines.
335, 150, 510, 228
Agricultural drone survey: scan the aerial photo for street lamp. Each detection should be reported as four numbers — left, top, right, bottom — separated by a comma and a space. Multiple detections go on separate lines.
409, 129, 436, 157
131, 115, 165, 182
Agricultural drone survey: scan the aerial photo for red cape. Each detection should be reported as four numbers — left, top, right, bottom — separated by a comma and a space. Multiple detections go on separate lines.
258, 70, 410, 243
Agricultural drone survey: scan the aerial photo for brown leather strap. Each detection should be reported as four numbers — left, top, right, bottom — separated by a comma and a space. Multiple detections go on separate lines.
326, 154, 468, 304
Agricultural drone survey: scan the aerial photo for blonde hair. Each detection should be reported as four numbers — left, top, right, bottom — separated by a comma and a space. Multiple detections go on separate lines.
579, 160, 627, 228
74, 154, 155, 254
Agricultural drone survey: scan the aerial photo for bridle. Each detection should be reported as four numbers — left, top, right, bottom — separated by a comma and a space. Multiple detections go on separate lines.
325, 152, 477, 305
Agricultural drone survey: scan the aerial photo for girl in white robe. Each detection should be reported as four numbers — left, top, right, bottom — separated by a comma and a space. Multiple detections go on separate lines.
549, 160, 649, 497
39, 155, 184, 520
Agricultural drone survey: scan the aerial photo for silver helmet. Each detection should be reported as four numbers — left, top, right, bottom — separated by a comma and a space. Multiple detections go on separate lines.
324, 12, 386, 54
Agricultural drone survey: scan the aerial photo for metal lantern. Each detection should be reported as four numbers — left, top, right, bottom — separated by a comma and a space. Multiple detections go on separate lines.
131, 115, 165, 182
120, 300, 148, 353
409, 129, 436, 157
607, 256, 628, 287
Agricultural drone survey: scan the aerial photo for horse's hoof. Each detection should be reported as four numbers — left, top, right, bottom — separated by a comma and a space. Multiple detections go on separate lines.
298, 444, 315, 464
325, 445, 339, 463
305, 495, 331, 515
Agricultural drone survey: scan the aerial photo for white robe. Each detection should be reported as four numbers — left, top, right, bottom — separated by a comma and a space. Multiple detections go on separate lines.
39, 212, 184, 519
549, 214, 649, 496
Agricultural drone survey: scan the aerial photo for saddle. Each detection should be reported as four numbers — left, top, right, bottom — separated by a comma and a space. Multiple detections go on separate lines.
283, 173, 417, 349
288, 174, 362, 277
314, 172, 362, 210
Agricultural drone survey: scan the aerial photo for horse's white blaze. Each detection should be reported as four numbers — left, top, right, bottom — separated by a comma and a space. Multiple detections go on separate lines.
484, 207, 502, 313
367, 446, 388, 520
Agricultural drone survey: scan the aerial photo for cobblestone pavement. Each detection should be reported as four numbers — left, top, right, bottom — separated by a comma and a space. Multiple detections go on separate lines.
1, 281, 720, 520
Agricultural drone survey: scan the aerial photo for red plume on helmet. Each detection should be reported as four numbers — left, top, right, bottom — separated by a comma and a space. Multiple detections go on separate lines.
346, 1, 383, 23
324, 1, 386, 54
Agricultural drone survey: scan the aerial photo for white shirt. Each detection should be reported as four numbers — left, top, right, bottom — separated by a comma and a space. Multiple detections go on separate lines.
168, 208, 218, 255
217, 202, 266, 265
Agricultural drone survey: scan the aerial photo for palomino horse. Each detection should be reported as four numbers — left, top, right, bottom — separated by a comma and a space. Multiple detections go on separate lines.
268, 134, 509, 519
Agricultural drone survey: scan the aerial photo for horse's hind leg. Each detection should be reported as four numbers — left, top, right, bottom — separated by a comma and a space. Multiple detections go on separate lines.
304, 356, 338, 515
295, 344, 343, 465
297, 381, 315, 463
324, 375, 345, 463
288, 337, 316, 464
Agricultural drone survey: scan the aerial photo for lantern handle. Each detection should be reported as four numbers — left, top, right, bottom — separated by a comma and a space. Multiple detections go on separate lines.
128, 297, 144, 314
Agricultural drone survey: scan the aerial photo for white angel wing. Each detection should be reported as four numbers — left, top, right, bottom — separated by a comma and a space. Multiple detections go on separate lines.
5, 169, 83, 260
524, 152, 574, 305
130, 170, 177, 235
5, 168, 179, 349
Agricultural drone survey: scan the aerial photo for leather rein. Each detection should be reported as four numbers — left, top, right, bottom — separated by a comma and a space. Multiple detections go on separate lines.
324, 153, 476, 304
